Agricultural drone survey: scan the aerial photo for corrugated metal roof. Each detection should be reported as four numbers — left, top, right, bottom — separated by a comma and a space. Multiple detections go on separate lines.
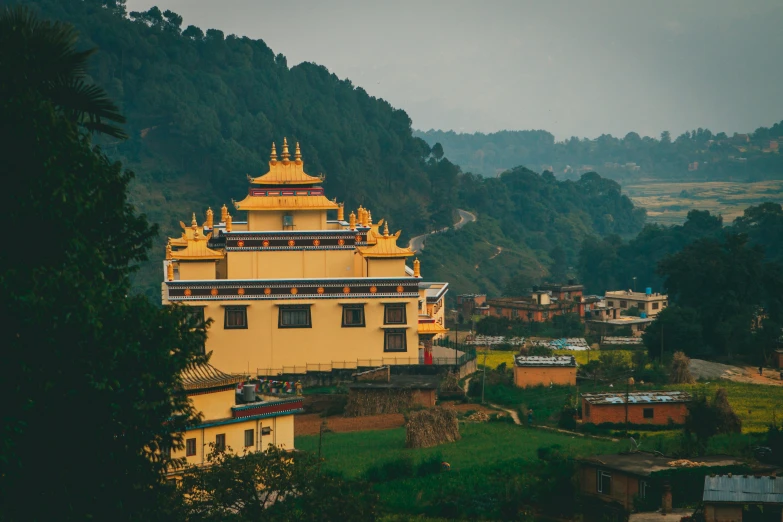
582, 390, 691, 405
514, 355, 577, 367
703, 475, 783, 504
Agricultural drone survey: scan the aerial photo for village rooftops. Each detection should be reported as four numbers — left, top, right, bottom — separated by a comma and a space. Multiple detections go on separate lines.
581, 390, 691, 405
703, 475, 783, 504
580, 452, 747, 478
514, 355, 577, 367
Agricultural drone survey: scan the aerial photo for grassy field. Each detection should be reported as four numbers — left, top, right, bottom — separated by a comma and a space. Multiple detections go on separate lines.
623, 179, 783, 225
476, 348, 634, 368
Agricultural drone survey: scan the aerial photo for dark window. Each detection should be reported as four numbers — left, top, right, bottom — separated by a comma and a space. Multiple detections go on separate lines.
584, 402, 591, 417
643, 408, 654, 419
512, 309, 519, 317
607, 301, 614, 307
597, 470, 612, 494
215, 433, 226, 452
224, 307, 247, 329
186, 438, 196, 457
279, 306, 311, 328
639, 480, 650, 499
652, 302, 659, 310
663, 301, 668, 307
161, 443, 171, 460
244, 429, 254, 448
620, 300, 628, 308
261, 426, 272, 436
384, 329, 407, 352
496, 307, 502, 314
384, 304, 406, 325
342, 305, 365, 327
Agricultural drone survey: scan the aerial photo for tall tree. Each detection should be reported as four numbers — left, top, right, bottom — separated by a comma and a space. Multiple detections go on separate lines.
0, 8, 206, 520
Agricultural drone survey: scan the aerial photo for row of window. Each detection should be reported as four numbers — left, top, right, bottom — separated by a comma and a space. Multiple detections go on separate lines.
185, 426, 273, 456
608, 300, 665, 310
224, 303, 407, 330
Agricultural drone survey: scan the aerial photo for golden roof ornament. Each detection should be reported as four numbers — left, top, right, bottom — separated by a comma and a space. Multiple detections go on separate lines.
166, 241, 172, 260
337, 202, 345, 221
413, 258, 421, 277
226, 213, 232, 232
295, 142, 302, 165
221, 204, 228, 223
349, 211, 356, 230
281, 137, 290, 164
205, 207, 214, 229
270, 142, 278, 165
191, 212, 198, 229
167, 261, 174, 281
383, 221, 390, 237
368, 210, 373, 226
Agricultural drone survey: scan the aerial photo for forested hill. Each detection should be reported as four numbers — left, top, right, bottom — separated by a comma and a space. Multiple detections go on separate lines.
417, 125, 783, 181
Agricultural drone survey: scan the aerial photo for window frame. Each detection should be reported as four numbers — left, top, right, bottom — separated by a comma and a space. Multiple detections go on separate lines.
341, 304, 366, 328
620, 300, 628, 308
652, 302, 660, 310
215, 433, 226, 452
261, 426, 272, 436
186, 438, 197, 457
597, 470, 612, 494
244, 429, 254, 448
278, 305, 312, 329
224, 306, 248, 330
383, 303, 407, 325
384, 329, 407, 353
643, 408, 654, 419
639, 480, 650, 499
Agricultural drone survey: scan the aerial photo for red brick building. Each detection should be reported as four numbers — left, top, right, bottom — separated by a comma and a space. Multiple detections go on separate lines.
486, 283, 585, 323
581, 391, 691, 425
513, 355, 577, 388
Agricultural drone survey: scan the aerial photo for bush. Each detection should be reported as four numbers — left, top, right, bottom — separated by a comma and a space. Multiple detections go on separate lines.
529, 344, 554, 356
416, 452, 444, 477
685, 388, 742, 444
365, 456, 415, 482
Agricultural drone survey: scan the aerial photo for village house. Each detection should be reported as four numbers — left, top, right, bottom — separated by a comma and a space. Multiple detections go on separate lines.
587, 315, 656, 338
579, 452, 748, 513
457, 293, 488, 318
169, 364, 303, 473
486, 282, 586, 323
702, 474, 783, 522
161, 138, 448, 374
604, 289, 668, 317
513, 355, 577, 388
581, 391, 691, 426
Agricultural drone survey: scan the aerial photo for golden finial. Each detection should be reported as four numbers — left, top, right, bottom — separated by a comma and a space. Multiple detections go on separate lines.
166, 240, 172, 260
206, 207, 214, 229
270, 142, 278, 164
349, 211, 356, 230
413, 258, 421, 277
383, 220, 390, 237
191, 212, 198, 228
221, 204, 228, 223
367, 210, 373, 226
167, 261, 174, 281
226, 213, 232, 232
295, 142, 302, 164
337, 202, 345, 221
282, 137, 290, 163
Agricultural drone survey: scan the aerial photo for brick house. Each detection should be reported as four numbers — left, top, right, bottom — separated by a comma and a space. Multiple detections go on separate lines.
581, 391, 691, 426
513, 355, 577, 388
486, 283, 586, 323
775, 349, 783, 369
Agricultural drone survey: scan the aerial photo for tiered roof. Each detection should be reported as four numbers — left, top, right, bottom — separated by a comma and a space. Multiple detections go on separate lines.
167, 214, 225, 261
358, 221, 414, 258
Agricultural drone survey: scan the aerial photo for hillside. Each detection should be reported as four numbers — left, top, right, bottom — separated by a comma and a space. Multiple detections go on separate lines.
417, 125, 783, 181
18, 0, 646, 300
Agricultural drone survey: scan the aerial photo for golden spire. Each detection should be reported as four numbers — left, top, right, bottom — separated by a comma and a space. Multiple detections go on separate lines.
294, 142, 302, 164
337, 202, 345, 221
368, 210, 373, 226
383, 220, 390, 237
166, 240, 172, 260
270, 142, 278, 165
413, 258, 421, 277
205, 207, 214, 229
226, 213, 232, 232
221, 204, 228, 223
167, 261, 174, 281
281, 137, 290, 164
191, 212, 198, 228
349, 211, 356, 230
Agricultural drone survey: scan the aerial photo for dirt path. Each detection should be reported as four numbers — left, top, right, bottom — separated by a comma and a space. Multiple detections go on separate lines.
409, 209, 476, 253
689, 359, 783, 386
489, 403, 521, 425
475, 243, 503, 270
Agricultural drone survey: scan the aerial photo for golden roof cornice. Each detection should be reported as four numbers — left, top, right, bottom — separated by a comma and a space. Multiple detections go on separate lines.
234, 195, 339, 211
170, 216, 225, 261
249, 137, 324, 185
358, 222, 414, 258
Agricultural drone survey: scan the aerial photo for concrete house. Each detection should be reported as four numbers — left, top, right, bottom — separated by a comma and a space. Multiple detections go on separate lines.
513, 355, 577, 388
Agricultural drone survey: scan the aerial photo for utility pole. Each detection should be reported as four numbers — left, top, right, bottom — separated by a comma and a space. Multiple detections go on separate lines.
455, 313, 459, 367
660, 322, 664, 360
318, 421, 327, 472
481, 343, 489, 405
624, 379, 630, 437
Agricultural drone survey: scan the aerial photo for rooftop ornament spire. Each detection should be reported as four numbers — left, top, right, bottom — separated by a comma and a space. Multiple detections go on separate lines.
413, 258, 421, 277
191, 213, 198, 229
270, 142, 278, 165
367, 210, 373, 226
226, 213, 232, 232
337, 202, 345, 221
205, 207, 214, 229
281, 137, 290, 164
294, 142, 302, 164
167, 261, 174, 281
349, 211, 356, 230
221, 204, 228, 223
383, 220, 390, 237
166, 240, 172, 260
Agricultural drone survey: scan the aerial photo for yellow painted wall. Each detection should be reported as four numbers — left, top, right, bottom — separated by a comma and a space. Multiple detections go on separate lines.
226, 250, 355, 280
179, 261, 216, 281
247, 210, 327, 231
199, 298, 418, 372
190, 389, 235, 421
366, 258, 407, 277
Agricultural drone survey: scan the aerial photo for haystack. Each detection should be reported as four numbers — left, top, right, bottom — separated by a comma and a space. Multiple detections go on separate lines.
405, 407, 460, 449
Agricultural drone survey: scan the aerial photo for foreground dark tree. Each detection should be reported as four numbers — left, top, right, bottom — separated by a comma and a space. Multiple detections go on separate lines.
684, 388, 742, 445
179, 445, 379, 521
0, 7, 206, 521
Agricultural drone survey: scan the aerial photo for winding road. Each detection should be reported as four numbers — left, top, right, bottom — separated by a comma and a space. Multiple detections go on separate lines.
408, 209, 476, 253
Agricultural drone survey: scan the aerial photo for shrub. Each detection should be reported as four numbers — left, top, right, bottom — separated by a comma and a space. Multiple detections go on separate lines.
417, 452, 444, 477
685, 387, 741, 444
365, 456, 415, 482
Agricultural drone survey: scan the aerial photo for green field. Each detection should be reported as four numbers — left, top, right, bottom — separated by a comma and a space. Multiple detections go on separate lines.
623, 180, 783, 225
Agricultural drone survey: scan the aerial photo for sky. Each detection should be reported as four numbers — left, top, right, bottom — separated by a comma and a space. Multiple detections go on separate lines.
126, 0, 783, 140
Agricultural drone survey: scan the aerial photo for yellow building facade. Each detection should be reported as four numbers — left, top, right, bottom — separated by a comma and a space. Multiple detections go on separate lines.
170, 364, 302, 470
162, 139, 448, 374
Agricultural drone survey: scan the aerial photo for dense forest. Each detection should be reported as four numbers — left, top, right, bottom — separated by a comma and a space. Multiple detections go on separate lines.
417, 124, 783, 181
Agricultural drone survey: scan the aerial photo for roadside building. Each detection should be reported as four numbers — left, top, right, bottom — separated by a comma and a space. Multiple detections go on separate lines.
170, 364, 303, 471
584, 296, 620, 321
579, 452, 748, 513
604, 289, 668, 317
702, 474, 783, 522
581, 391, 691, 426
513, 355, 577, 388
161, 138, 448, 374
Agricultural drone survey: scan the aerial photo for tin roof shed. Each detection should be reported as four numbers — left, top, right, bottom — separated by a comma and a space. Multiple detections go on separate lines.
703, 475, 783, 504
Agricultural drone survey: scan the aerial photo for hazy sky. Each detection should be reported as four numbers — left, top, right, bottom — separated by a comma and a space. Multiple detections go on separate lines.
126, 0, 783, 140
